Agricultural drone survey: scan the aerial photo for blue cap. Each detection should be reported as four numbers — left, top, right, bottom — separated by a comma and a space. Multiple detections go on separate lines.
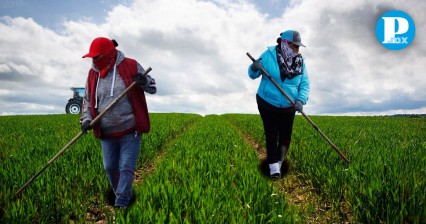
281, 30, 305, 47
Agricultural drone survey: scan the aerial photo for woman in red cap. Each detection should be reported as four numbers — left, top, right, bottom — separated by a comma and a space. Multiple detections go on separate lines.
248, 30, 310, 179
80, 37, 157, 208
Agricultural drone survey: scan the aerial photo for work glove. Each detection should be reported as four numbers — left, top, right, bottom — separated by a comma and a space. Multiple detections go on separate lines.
251, 58, 262, 72
294, 100, 303, 113
134, 73, 148, 86
81, 120, 92, 134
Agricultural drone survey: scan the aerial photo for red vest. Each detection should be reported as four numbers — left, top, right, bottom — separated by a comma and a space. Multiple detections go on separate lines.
86, 58, 150, 138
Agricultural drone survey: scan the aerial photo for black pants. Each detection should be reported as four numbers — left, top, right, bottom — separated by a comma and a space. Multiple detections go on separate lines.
257, 94, 296, 164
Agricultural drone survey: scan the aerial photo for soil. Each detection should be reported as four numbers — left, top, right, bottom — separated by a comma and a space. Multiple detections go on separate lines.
83, 122, 192, 223
82, 120, 354, 223
229, 122, 353, 223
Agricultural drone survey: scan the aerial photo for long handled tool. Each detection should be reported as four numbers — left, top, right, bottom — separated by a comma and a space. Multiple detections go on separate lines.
246, 52, 350, 164
15, 67, 152, 197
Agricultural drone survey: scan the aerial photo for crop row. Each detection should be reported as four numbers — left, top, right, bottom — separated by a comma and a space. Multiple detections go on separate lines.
114, 114, 300, 223
1, 114, 425, 223
223, 114, 426, 223
0, 113, 201, 223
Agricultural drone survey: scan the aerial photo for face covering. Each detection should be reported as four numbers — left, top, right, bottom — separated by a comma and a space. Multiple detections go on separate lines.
276, 40, 303, 82
93, 49, 118, 78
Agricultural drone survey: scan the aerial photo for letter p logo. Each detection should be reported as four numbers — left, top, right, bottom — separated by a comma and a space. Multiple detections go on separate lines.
382, 17, 409, 43
376, 10, 415, 50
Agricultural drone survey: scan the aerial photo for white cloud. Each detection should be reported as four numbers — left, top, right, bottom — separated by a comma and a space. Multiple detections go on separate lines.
279, 0, 426, 114
0, 0, 425, 115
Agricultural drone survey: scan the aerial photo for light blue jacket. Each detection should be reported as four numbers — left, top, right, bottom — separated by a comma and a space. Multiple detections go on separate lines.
248, 46, 310, 108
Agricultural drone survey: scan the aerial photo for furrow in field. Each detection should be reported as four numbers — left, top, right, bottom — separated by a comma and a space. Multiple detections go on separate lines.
83, 113, 202, 223
114, 115, 299, 223
134, 116, 201, 183
223, 114, 349, 223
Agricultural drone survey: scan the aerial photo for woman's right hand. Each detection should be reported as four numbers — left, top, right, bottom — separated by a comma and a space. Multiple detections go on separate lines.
251, 58, 262, 72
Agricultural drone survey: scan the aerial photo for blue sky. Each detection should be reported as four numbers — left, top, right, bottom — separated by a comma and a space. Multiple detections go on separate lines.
0, 0, 288, 29
0, 0, 425, 115
0, 0, 125, 29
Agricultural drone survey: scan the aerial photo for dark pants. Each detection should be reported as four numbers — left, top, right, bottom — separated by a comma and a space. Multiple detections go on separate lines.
257, 94, 296, 164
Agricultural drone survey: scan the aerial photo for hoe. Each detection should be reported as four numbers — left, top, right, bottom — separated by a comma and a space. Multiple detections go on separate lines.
247, 52, 350, 164
15, 67, 152, 197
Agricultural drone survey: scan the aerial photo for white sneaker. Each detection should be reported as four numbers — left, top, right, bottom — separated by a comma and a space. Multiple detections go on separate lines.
278, 160, 283, 170
269, 163, 281, 178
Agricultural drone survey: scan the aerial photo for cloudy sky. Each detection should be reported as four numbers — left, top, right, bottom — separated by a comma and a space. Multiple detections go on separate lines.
0, 0, 425, 116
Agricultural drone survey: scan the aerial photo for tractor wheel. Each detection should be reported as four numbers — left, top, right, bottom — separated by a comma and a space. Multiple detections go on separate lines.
66, 99, 82, 114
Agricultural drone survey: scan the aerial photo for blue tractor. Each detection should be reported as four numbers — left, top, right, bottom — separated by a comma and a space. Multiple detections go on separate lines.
65, 87, 85, 114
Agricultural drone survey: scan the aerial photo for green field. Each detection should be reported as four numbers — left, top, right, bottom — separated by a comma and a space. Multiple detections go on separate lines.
1, 113, 425, 223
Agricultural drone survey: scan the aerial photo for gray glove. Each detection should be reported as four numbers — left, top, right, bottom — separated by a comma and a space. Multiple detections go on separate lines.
294, 100, 303, 112
81, 120, 92, 134
134, 73, 148, 86
251, 58, 262, 72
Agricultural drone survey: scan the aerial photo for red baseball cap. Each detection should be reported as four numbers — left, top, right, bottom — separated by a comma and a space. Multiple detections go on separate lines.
82, 37, 115, 58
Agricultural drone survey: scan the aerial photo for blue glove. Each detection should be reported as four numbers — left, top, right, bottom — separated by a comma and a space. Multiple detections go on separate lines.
251, 58, 262, 72
294, 100, 303, 112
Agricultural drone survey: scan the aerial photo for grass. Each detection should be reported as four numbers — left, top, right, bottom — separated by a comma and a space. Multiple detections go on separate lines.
0, 113, 425, 223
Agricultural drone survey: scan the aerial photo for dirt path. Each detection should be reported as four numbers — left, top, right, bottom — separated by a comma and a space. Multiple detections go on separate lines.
82, 120, 200, 224
82, 118, 352, 223
228, 121, 352, 224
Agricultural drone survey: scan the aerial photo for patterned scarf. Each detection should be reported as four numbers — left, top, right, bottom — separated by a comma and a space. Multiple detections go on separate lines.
276, 40, 303, 82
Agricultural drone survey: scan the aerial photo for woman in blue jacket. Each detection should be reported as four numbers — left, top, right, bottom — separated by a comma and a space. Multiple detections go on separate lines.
248, 30, 310, 178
